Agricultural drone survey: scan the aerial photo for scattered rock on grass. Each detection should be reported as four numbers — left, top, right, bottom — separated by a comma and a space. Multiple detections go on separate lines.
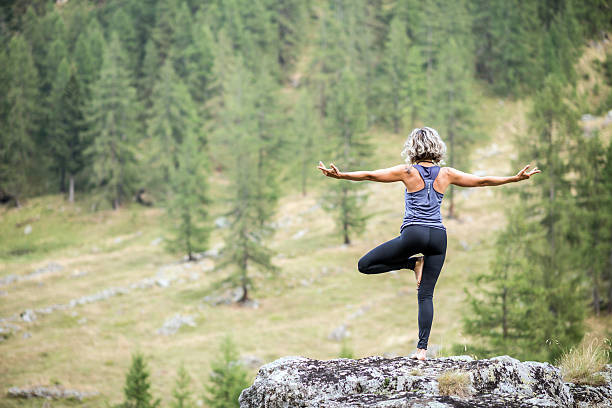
7, 385, 99, 401
157, 313, 196, 335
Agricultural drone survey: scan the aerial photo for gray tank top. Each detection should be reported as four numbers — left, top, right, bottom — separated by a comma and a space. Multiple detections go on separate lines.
400, 164, 446, 233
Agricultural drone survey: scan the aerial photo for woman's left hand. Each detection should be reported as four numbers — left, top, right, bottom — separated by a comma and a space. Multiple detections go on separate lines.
318, 161, 342, 178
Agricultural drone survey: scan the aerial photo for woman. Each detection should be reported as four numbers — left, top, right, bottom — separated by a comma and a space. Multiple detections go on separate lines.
317, 126, 540, 360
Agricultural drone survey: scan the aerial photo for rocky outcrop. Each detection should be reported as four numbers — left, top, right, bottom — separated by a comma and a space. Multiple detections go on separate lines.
239, 355, 612, 407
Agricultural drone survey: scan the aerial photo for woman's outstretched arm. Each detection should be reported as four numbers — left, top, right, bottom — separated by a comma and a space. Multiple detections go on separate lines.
448, 164, 541, 187
317, 161, 407, 182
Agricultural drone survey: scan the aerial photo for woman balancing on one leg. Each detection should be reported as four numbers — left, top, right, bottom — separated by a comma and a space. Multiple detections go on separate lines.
317, 127, 541, 361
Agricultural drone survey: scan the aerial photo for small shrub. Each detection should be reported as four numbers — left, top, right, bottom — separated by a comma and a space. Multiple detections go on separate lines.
557, 336, 610, 386
339, 340, 354, 359
116, 351, 161, 408
437, 369, 471, 398
171, 362, 194, 408
202, 334, 251, 408
409, 368, 422, 376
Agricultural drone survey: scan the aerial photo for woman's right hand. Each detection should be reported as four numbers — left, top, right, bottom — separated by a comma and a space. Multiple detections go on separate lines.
515, 164, 541, 181
318, 161, 342, 178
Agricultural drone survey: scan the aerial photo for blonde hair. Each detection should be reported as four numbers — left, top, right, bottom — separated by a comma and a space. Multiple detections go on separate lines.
401, 127, 447, 165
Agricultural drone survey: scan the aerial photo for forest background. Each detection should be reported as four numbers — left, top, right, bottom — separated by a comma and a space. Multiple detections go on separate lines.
1, 0, 612, 407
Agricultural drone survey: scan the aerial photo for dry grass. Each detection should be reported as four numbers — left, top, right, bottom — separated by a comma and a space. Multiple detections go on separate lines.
437, 369, 472, 397
557, 335, 611, 386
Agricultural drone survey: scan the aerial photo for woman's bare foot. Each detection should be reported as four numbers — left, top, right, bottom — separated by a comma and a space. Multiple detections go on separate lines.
414, 256, 424, 289
409, 348, 427, 360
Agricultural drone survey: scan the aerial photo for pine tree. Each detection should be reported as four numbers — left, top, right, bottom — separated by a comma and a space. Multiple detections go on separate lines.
461, 74, 587, 363
54, 72, 88, 202
84, 32, 141, 210
207, 43, 279, 303
0, 35, 39, 207
569, 131, 612, 316
378, 16, 424, 132
469, 0, 543, 96
426, 36, 482, 219
460, 204, 541, 360
170, 362, 194, 408
321, 68, 372, 244
139, 38, 160, 111
73, 20, 106, 99
251, 68, 284, 230
292, 88, 322, 196
109, 7, 139, 74
144, 59, 201, 201
603, 139, 612, 314
187, 12, 215, 106
164, 129, 211, 261
202, 334, 250, 408
170, 1, 194, 79
117, 352, 161, 408
46, 57, 71, 193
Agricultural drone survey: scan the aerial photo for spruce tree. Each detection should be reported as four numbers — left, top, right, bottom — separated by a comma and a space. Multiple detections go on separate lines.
569, 131, 611, 316
145, 59, 201, 201
46, 57, 71, 192
139, 38, 160, 111
202, 335, 250, 408
460, 204, 540, 360
321, 68, 372, 244
292, 88, 322, 196
117, 352, 161, 408
469, 0, 542, 95
460, 74, 586, 363
207, 44, 279, 303
84, 32, 141, 210
186, 13, 215, 106
603, 139, 612, 314
164, 128, 211, 261
427, 36, 482, 219
0, 35, 39, 207
55, 72, 88, 202
378, 16, 424, 132
171, 362, 194, 408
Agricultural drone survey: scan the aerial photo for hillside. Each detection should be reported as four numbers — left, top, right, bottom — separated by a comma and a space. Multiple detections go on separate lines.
1, 37, 612, 408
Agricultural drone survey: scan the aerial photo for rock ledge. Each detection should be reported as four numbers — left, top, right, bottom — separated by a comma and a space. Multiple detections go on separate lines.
239, 354, 612, 407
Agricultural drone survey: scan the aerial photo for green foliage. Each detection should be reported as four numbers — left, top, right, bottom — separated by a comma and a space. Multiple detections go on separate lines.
202, 334, 251, 408
116, 352, 161, 408
377, 16, 424, 132
291, 88, 323, 196
321, 69, 372, 244
164, 127, 212, 261
568, 132, 612, 315
462, 74, 588, 363
426, 35, 483, 218
207, 43, 280, 301
0, 34, 39, 205
170, 362, 195, 408
83, 32, 142, 210
144, 59, 202, 201
339, 340, 355, 359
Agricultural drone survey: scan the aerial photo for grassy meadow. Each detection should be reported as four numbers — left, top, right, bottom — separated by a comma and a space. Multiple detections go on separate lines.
1, 41, 612, 408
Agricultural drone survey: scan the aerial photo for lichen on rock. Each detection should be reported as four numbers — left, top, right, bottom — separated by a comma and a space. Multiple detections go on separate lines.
238, 354, 612, 407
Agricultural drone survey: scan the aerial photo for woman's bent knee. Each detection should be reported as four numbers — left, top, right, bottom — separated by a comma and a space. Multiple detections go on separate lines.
358, 257, 370, 274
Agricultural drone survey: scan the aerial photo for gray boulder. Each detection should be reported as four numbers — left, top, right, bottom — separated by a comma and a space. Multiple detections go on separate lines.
239, 354, 612, 407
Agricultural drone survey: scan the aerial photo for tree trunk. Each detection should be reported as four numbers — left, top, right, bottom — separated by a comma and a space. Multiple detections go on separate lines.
589, 267, 600, 316
608, 248, 612, 314
60, 167, 66, 193
502, 286, 508, 338
302, 159, 307, 197
68, 174, 75, 203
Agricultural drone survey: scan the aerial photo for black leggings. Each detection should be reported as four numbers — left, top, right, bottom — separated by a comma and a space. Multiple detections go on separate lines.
357, 225, 447, 350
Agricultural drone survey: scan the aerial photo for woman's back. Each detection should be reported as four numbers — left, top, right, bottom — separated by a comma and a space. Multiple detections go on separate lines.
400, 164, 445, 233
